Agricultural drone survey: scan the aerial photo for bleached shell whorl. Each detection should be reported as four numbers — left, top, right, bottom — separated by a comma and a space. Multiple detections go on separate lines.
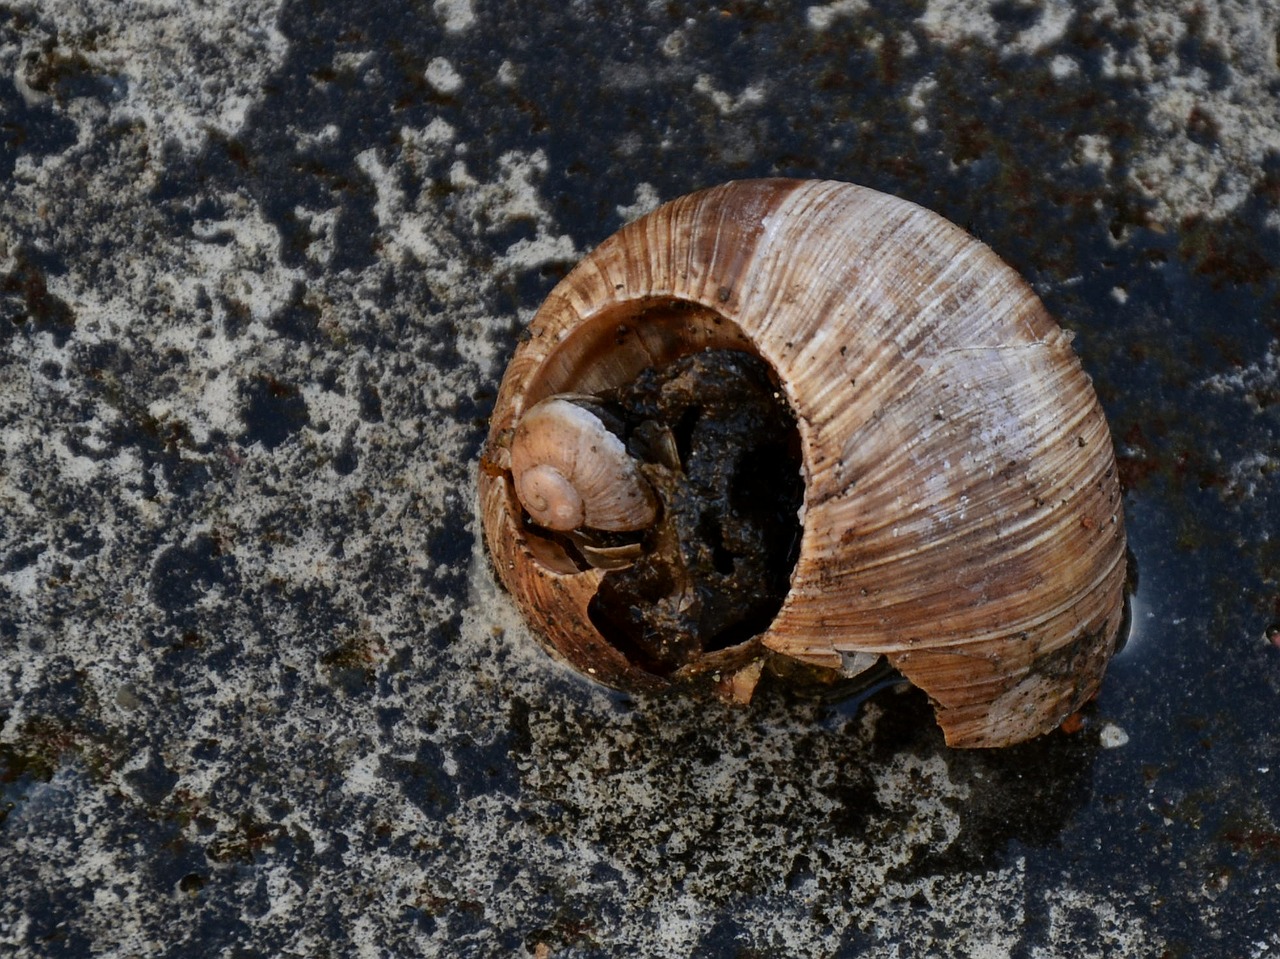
480, 178, 1127, 749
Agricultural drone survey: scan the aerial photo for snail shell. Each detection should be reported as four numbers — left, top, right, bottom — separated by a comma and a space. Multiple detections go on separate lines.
480, 178, 1127, 748
510, 397, 658, 532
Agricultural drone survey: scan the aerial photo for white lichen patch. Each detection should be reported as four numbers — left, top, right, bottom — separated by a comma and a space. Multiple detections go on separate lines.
9, 0, 289, 154
806, 0, 870, 32
1201, 339, 1280, 414
693, 74, 767, 115
659, 19, 698, 58
616, 182, 662, 223
1074, 134, 1115, 172
1220, 450, 1279, 501
454, 149, 584, 276
1100, 723, 1131, 749
1, 38, 560, 959
495, 232, 580, 273
1197, 339, 1280, 499
1050, 53, 1080, 79
919, 0, 1073, 53
917, 0, 998, 45
433, 0, 477, 33
1010, 0, 1075, 54
357, 134, 578, 292
917, 0, 1280, 230
1031, 886, 1161, 957
907, 75, 939, 132
864, 861, 1026, 958
1101, 0, 1280, 226
424, 56, 464, 94
355, 137, 582, 316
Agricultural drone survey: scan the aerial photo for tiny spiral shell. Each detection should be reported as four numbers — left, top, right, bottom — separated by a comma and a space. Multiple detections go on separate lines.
510, 397, 658, 532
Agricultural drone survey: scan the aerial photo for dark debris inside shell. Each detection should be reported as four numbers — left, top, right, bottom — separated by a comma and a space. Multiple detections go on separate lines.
583, 349, 804, 676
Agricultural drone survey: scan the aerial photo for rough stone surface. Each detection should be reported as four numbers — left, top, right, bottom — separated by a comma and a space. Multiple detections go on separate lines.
1, 1, 1278, 957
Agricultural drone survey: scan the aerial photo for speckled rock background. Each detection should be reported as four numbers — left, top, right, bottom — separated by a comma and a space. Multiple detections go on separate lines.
2, 1, 1278, 956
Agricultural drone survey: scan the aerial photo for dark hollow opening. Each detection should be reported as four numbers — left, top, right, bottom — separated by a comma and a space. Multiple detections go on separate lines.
585, 349, 805, 676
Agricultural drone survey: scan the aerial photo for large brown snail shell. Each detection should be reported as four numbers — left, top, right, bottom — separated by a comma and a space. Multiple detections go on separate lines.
479, 178, 1127, 748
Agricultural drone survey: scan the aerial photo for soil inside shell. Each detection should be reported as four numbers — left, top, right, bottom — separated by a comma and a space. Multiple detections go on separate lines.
572, 349, 805, 676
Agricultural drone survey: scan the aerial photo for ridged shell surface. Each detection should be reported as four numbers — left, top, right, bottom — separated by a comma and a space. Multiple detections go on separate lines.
480, 178, 1127, 748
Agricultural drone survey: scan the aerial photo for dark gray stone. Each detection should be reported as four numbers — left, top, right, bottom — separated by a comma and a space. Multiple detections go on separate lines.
2, 1, 1278, 956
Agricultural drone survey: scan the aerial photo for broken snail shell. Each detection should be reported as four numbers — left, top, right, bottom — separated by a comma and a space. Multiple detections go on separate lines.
479, 178, 1127, 748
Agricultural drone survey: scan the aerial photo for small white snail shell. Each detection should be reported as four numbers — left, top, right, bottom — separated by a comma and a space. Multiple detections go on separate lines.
480, 178, 1127, 749
510, 397, 658, 532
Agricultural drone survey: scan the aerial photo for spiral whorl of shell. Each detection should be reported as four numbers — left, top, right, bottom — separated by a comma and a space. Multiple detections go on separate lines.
481, 178, 1127, 748
509, 397, 658, 532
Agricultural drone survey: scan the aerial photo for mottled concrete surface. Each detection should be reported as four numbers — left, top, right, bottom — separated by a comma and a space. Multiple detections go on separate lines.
2, 1, 1278, 956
